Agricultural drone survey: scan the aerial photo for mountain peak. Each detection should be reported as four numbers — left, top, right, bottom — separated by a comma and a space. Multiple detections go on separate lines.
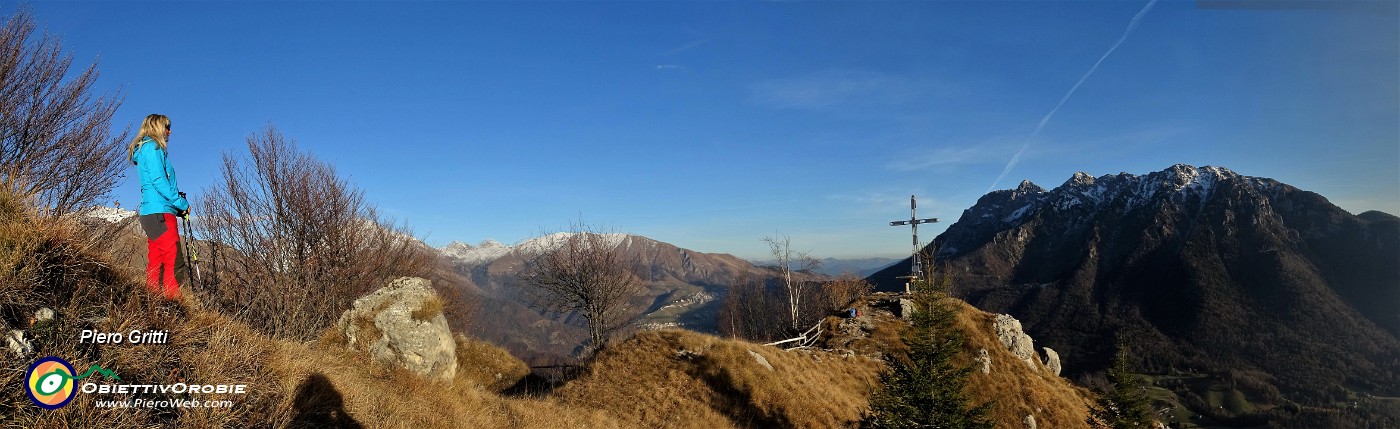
1015, 180, 1046, 194
1062, 171, 1095, 188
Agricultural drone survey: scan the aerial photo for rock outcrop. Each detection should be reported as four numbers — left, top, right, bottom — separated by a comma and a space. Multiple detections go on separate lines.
994, 314, 1037, 370
1042, 347, 1061, 376
975, 348, 991, 374
899, 298, 915, 321
337, 277, 457, 382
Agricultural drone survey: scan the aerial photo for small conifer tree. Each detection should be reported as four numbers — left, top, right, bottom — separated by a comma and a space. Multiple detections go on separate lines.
868, 252, 992, 428
1088, 340, 1156, 428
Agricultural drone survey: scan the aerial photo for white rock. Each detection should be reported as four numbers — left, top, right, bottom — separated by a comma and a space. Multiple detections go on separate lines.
337, 277, 457, 382
6, 330, 33, 357
899, 298, 916, 320
975, 348, 991, 374
1042, 347, 1062, 376
749, 349, 774, 371
34, 307, 55, 323
1024, 414, 1037, 429
994, 314, 1038, 370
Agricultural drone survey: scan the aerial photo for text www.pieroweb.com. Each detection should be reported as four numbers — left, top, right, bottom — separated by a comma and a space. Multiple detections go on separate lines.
94, 399, 234, 408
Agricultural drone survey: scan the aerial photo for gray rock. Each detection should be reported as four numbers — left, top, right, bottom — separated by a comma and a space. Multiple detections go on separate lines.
34, 307, 55, 323
1042, 347, 1062, 376
6, 329, 33, 357
994, 314, 1038, 370
749, 349, 774, 371
975, 348, 991, 374
337, 277, 457, 382
899, 298, 915, 320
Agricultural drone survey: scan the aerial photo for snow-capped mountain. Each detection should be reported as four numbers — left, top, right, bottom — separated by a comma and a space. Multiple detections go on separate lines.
82, 206, 137, 223
441, 233, 633, 268
440, 232, 823, 361
933, 164, 1291, 257
870, 163, 1400, 414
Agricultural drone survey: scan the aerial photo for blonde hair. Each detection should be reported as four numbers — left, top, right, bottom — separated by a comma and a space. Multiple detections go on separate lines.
127, 114, 170, 164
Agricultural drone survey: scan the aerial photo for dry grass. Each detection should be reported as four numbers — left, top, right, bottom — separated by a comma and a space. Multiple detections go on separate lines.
554, 330, 882, 428
453, 334, 531, 392
0, 189, 620, 428
948, 299, 1097, 429
1, 187, 1098, 429
411, 296, 445, 322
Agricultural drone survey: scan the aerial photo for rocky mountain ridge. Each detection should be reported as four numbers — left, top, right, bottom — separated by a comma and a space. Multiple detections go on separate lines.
870, 164, 1400, 423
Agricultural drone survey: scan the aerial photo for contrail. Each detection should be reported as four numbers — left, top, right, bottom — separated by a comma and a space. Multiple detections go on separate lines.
986, 0, 1159, 193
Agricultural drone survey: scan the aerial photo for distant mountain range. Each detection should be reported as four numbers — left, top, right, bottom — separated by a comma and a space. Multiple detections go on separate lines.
748, 256, 901, 277
870, 164, 1400, 422
441, 233, 824, 362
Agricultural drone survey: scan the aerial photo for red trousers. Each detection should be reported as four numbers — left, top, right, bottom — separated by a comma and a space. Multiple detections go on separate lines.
140, 213, 186, 299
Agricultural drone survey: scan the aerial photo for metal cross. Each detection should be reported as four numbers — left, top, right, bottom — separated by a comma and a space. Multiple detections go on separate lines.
889, 195, 938, 292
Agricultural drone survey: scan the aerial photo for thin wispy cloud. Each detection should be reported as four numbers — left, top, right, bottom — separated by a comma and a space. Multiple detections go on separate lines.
749, 70, 932, 110
888, 140, 1019, 172
986, 0, 1159, 193
666, 38, 711, 56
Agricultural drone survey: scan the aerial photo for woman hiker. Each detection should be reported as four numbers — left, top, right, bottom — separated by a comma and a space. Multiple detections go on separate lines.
128, 114, 191, 300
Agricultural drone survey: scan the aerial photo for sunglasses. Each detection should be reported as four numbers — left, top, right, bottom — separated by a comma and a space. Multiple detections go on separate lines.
166, 124, 172, 131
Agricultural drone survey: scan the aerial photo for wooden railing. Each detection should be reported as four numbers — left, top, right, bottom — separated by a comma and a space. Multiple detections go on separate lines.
764, 320, 823, 349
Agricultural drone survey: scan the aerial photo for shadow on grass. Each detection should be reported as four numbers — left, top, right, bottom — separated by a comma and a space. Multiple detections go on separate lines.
289, 373, 363, 429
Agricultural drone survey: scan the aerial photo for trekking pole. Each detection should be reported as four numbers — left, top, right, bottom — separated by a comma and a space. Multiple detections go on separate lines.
180, 213, 203, 289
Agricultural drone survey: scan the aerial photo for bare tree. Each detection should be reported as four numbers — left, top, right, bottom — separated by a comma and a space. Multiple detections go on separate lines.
763, 234, 821, 331
0, 9, 127, 217
195, 126, 435, 340
521, 223, 644, 356
718, 271, 786, 342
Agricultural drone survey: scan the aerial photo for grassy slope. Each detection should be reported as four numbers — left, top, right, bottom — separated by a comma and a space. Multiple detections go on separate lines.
553, 330, 882, 428
0, 195, 618, 428
951, 299, 1097, 428
2, 194, 1098, 428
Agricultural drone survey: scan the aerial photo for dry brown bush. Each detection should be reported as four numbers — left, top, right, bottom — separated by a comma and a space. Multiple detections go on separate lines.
0, 9, 128, 218
194, 126, 436, 341
821, 273, 874, 312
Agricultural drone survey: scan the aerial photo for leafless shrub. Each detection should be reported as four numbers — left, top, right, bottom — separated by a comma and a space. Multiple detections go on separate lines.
0, 9, 128, 218
520, 223, 645, 356
194, 126, 434, 341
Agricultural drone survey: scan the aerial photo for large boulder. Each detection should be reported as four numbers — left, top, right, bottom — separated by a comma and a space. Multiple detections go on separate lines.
994, 314, 1038, 370
337, 277, 457, 382
1042, 347, 1062, 376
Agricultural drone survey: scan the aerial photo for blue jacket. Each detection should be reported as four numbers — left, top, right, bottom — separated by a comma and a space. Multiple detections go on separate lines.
132, 137, 190, 215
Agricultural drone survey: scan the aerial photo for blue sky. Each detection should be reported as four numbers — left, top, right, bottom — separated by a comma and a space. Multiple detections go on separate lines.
13, 1, 1398, 260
